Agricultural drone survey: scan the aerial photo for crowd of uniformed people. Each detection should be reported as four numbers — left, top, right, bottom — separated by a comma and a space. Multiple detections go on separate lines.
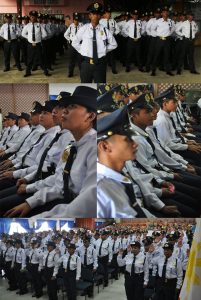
0, 221, 195, 300
0, 2, 200, 82
0, 85, 97, 218
97, 83, 201, 218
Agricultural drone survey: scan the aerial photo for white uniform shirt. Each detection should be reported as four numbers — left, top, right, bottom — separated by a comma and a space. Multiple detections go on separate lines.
54, 253, 81, 279
72, 23, 117, 58
40, 249, 60, 271
0, 23, 19, 40
64, 23, 83, 43
12, 247, 26, 269
77, 245, 98, 269
99, 18, 120, 35
22, 22, 47, 43
176, 20, 198, 39
5, 125, 31, 154
3, 246, 14, 262
152, 18, 175, 37
146, 18, 157, 37
123, 19, 144, 39
96, 238, 113, 262
117, 252, 149, 284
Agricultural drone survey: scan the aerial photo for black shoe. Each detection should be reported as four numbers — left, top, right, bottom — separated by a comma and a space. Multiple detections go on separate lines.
19, 290, 28, 295
125, 67, 130, 72
3, 68, 10, 72
177, 70, 181, 75
9, 287, 18, 291
48, 67, 54, 71
166, 71, 174, 76
32, 294, 36, 297
104, 283, 108, 287
32, 67, 38, 71
44, 72, 51, 76
112, 69, 118, 74
145, 67, 150, 72
151, 71, 156, 76
68, 73, 73, 77
18, 67, 23, 71
36, 293, 43, 298
16, 291, 20, 294
24, 73, 31, 77
191, 70, 200, 74
138, 68, 144, 72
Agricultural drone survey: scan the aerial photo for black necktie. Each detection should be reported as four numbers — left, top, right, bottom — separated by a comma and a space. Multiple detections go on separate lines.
13, 127, 35, 156
63, 145, 77, 203
2, 128, 11, 145
14, 249, 18, 263
112, 241, 115, 252
92, 27, 98, 64
190, 22, 192, 40
32, 23, 36, 42
30, 250, 34, 263
152, 127, 171, 156
21, 132, 46, 166
107, 20, 110, 30
45, 252, 50, 268
122, 182, 146, 217
131, 255, 136, 276
84, 248, 87, 265
35, 132, 62, 180
99, 240, 103, 256
75, 26, 77, 34
8, 24, 11, 40
170, 117, 185, 144
134, 20, 137, 38
4, 248, 8, 259
67, 255, 71, 271
175, 111, 186, 133
162, 257, 168, 280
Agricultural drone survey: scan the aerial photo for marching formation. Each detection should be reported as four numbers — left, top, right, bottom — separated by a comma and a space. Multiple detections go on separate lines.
0, 2, 200, 82
0, 221, 195, 300
97, 83, 201, 218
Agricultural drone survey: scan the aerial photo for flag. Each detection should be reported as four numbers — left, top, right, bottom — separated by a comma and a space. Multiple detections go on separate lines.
179, 218, 201, 300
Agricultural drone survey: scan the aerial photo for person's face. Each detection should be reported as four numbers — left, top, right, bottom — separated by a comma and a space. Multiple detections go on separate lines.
30, 113, 40, 126
15, 243, 21, 249
47, 245, 54, 252
132, 14, 138, 20
61, 104, 95, 132
30, 15, 37, 23
39, 111, 55, 128
155, 13, 161, 19
144, 244, 150, 252
102, 134, 138, 162
163, 99, 177, 112
89, 12, 101, 23
105, 12, 111, 19
6, 17, 12, 24
180, 15, 186, 22
68, 248, 75, 255
18, 118, 28, 127
130, 108, 154, 127
188, 15, 193, 22
7, 118, 16, 127
52, 106, 63, 126
131, 246, 140, 255
164, 248, 172, 258
152, 106, 160, 121
84, 240, 90, 248
162, 11, 169, 19
74, 19, 79, 26
114, 92, 124, 101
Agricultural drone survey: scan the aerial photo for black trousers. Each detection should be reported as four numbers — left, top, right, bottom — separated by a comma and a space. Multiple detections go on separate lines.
174, 39, 185, 71
126, 37, 142, 69
42, 39, 52, 69
146, 37, 156, 70
174, 149, 201, 167
152, 37, 171, 72
3, 40, 21, 69
124, 272, 144, 300
181, 39, 196, 72
68, 45, 81, 75
4, 261, 15, 288
13, 263, 27, 292
44, 267, 58, 300
80, 58, 107, 83
27, 263, 43, 296
0, 177, 17, 191
63, 269, 77, 300
26, 43, 48, 74
154, 278, 177, 300
98, 255, 109, 286
111, 253, 118, 279
106, 49, 117, 71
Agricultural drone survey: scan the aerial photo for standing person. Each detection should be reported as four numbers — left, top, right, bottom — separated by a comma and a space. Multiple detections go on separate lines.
175, 11, 199, 74
117, 241, 149, 300
27, 239, 43, 298
100, 6, 120, 74
123, 10, 145, 73
0, 14, 22, 72
40, 241, 59, 300
72, 2, 117, 83
151, 6, 175, 76
54, 243, 81, 300
3, 239, 15, 291
22, 10, 51, 77
152, 242, 183, 300
64, 12, 82, 77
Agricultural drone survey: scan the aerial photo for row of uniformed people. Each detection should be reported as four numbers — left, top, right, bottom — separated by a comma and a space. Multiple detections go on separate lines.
0, 85, 97, 218
0, 12, 66, 76
0, 226, 193, 300
97, 83, 201, 218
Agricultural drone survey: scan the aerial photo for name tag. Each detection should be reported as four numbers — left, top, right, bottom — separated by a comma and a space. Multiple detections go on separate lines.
32, 43, 36, 47
90, 59, 94, 64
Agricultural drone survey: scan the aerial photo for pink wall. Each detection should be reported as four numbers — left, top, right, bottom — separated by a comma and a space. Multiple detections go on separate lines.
22, 0, 103, 18
0, 0, 17, 13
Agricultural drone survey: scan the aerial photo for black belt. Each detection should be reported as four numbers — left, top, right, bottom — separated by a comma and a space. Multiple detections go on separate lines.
5, 39, 17, 43
82, 56, 106, 65
125, 271, 144, 277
